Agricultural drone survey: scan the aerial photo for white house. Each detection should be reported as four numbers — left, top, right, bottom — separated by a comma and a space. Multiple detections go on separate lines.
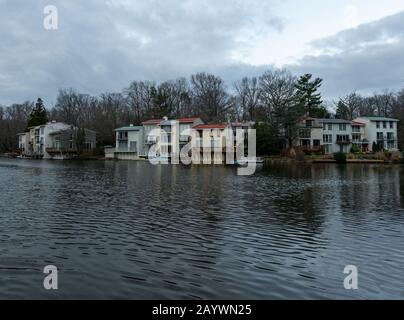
113, 117, 204, 161
17, 121, 96, 159
296, 116, 399, 154
114, 125, 145, 160
317, 118, 353, 154
354, 117, 399, 151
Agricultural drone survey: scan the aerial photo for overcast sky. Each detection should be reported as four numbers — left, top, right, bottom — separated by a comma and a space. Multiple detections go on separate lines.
1, 0, 404, 106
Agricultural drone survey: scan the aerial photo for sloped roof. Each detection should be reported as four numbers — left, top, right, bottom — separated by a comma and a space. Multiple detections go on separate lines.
193, 124, 227, 130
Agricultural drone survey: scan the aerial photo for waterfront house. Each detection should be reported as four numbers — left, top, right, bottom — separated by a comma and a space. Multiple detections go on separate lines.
317, 118, 353, 154
17, 121, 96, 159
191, 123, 230, 164
296, 116, 399, 154
353, 117, 399, 151
114, 125, 145, 160
296, 117, 324, 153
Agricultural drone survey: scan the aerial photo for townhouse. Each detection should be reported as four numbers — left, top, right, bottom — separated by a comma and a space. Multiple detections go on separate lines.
111, 117, 253, 163
296, 116, 399, 154
17, 121, 96, 159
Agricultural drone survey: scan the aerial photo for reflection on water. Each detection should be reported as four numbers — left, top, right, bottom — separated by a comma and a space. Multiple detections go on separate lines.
0, 159, 403, 299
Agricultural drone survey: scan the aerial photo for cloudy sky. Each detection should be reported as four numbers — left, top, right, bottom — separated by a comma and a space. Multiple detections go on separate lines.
1, 0, 404, 106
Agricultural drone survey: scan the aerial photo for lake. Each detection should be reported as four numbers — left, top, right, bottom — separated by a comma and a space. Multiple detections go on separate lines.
0, 158, 403, 299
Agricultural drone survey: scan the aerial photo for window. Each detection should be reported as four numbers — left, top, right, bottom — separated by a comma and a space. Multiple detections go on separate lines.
352, 126, 360, 133
383, 121, 387, 129
376, 121, 380, 129
313, 140, 320, 147
299, 129, 311, 139
352, 134, 361, 142
118, 132, 128, 140
306, 120, 313, 127
336, 135, 350, 143
377, 132, 384, 141
390, 121, 394, 129
323, 135, 332, 143
118, 141, 127, 152
339, 123, 347, 131
387, 132, 394, 141
129, 141, 137, 153
328, 124, 332, 131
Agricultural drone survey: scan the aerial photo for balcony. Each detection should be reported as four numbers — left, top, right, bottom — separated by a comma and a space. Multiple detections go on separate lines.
46, 148, 77, 154
146, 136, 157, 144
336, 139, 351, 145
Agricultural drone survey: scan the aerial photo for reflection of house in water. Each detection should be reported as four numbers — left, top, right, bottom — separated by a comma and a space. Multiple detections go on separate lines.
17, 121, 96, 160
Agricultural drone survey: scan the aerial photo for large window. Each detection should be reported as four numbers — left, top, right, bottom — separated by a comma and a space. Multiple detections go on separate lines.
352, 126, 360, 133
129, 141, 137, 153
299, 129, 311, 139
377, 132, 384, 141
352, 134, 361, 142
339, 124, 347, 131
323, 134, 332, 143
336, 135, 350, 143
118, 132, 128, 140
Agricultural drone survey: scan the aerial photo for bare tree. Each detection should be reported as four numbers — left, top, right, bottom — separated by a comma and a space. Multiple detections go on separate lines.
259, 69, 297, 120
335, 92, 362, 120
190, 72, 231, 122
234, 77, 260, 121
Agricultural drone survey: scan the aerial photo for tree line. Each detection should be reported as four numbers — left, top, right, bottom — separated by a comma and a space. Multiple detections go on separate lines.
1, 69, 404, 153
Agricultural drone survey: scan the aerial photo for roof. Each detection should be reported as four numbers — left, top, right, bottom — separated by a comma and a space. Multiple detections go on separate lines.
115, 125, 143, 132
351, 121, 366, 126
178, 117, 200, 123
317, 118, 352, 124
356, 117, 399, 122
142, 119, 163, 125
193, 124, 227, 130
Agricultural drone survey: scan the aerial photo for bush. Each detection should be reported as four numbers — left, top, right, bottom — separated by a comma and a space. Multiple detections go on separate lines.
350, 145, 361, 154
391, 151, 403, 163
375, 151, 387, 161
334, 152, 347, 164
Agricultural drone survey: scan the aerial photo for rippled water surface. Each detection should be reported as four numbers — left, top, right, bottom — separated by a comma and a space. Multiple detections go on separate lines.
0, 158, 403, 299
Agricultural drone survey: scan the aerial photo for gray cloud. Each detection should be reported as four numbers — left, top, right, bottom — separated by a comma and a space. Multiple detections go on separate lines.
1, 1, 404, 106
0, 0, 283, 105
289, 10, 404, 99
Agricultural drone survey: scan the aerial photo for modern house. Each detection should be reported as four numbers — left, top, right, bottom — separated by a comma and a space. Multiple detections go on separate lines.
17, 121, 96, 159
191, 123, 229, 164
110, 117, 203, 161
296, 116, 399, 154
114, 125, 145, 160
110, 117, 253, 164
354, 117, 399, 151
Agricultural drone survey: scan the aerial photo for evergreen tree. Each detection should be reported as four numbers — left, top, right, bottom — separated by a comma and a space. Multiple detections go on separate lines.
27, 98, 48, 127
295, 74, 324, 117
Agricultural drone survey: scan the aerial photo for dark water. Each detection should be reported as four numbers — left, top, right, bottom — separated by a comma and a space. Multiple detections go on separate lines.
0, 158, 403, 299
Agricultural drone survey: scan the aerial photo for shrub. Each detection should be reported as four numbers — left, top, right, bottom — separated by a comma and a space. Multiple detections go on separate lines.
375, 151, 387, 161
350, 145, 361, 154
391, 151, 403, 163
334, 152, 347, 164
